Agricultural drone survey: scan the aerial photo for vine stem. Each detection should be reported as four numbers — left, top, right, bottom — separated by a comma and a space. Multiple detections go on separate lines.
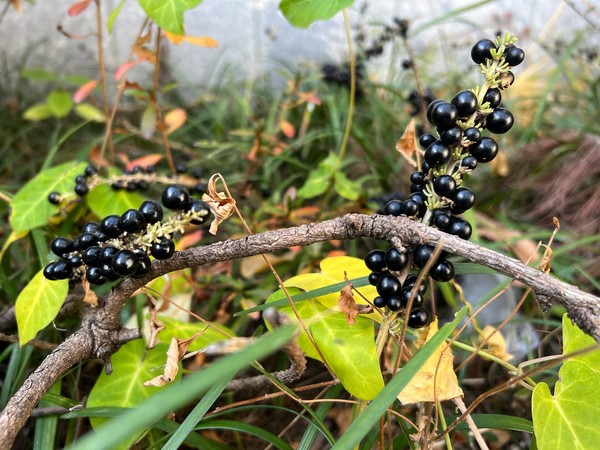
1, 214, 599, 448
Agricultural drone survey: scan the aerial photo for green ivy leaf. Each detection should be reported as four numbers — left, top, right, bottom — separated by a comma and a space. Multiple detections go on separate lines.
267, 288, 384, 400
532, 315, 600, 449
279, 0, 354, 29
15, 269, 68, 345
87, 183, 146, 218
87, 339, 180, 449
23, 103, 54, 121
74, 103, 106, 122
47, 90, 73, 118
296, 153, 337, 200
10, 161, 88, 232
137, 0, 203, 35
156, 316, 233, 352
334, 171, 359, 201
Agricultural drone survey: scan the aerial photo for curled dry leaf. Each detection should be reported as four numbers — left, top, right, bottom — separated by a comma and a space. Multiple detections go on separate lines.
397, 318, 463, 404
81, 277, 98, 307
201, 174, 236, 235
478, 325, 512, 361
395, 118, 419, 168
338, 276, 358, 325
144, 332, 204, 387
146, 294, 165, 349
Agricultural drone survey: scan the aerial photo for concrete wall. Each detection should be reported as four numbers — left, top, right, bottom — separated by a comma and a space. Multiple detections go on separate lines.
0, 0, 597, 95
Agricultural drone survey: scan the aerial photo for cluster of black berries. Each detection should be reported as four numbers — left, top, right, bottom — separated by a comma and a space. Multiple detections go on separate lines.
366, 248, 430, 328
43, 185, 211, 287
47, 162, 207, 206
368, 35, 524, 329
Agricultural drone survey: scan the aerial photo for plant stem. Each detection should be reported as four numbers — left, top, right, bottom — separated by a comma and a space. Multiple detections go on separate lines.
94, 0, 113, 163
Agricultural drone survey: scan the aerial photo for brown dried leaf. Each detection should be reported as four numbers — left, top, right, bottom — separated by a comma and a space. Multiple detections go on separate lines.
478, 325, 512, 361
147, 295, 164, 349
144, 331, 205, 387
338, 279, 358, 325
202, 337, 254, 355
81, 277, 98, 307
201, 174, 236, 235
395, 119, 418, 168
397, 318, 463, 404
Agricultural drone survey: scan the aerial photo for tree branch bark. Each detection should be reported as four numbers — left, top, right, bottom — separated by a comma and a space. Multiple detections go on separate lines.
1, 213, 598, 448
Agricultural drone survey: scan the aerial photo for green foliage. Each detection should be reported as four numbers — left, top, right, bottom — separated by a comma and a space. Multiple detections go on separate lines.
15, 269, 68, 345
74, 103, 106, 122
68, 326, 296, 450
87, 340, 181, 450
155, 315, 233, 351
279, 0, 354, 29
10, 161, 87, 233
87, 183, 146, 218
331, 308, 468, 449
532, 315, 600, 449
137, 0, 203, 35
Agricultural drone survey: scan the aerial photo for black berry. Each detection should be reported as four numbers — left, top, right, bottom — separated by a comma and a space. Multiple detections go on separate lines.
385, 248, 409, 271
74, 183, 89, 197
376, 273, 401, 298
471, 39, 496, 64
418, 133, 436, 149
150, 237, 175, 260
486, 108, 514, 134
139, 200, 163, 224
48, 192, 61, 205
483, 88, 502, 108
365, 250, 386, 272
432, 175, 457, 197
162, 185, 190, 210
430, 259, 455, 282
188, 200, 211, 225
383, 200, 403, 216
424, 141, 451, 167
100, 215, 122, 238
51, 237, 73, 257
119, 209, 146, 233
452, 187, 476, 213
463, 127, 481, 144
429, 101, 458, 129
469, 137, 498, 163
111, 249, 140, 277
451, 90, 478, 117
407, 308, 430, 328
447, 217, 472, 240
505, 46, 525, 66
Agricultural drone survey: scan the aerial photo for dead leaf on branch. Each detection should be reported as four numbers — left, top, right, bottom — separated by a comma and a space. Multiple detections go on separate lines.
338, 277, 358, 325
398, 318, 463, 404
395, 119, 419, 168
81, 277, 98, 307
144, 331, 205, 387
202, 174, 236, 235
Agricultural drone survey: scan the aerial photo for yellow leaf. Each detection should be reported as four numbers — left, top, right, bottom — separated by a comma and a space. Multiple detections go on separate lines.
397, 318, 463, 404
164, 108, 186, 135
0, 230, 28, 261
164, 31, 218, 47
478, 325, 513, 361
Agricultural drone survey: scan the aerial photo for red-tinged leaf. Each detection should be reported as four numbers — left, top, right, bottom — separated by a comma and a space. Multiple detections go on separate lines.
299, 91, 321, 105
176, 230, 204, 251
68, 0, 92, 16
280, 120, 295, 138
114, 60, 142, 81
73, 80, 98, 103
164, 31, 218, 48
11, 0, 21, 13
164, 108, 186, 135
125, 154, 163, 172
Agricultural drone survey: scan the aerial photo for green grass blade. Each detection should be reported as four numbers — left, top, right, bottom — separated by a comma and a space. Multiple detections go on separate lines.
161, 376, 231, 450
33, 380, 61, 450
66, 325, 295, 450
297, 384, 343, 450
449, 413, 533, 433
194, 419, 294, 450
237, 276, 370, 316
331, 307, 468, 449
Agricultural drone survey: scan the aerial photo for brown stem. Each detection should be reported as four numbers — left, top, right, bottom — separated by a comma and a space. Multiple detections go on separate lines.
94, 0, 113, 163
1, 214, 599, 448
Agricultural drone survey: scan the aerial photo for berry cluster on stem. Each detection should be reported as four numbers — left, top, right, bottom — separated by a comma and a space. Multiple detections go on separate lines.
368, 33, 524, 329
44, 184, 211, 287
